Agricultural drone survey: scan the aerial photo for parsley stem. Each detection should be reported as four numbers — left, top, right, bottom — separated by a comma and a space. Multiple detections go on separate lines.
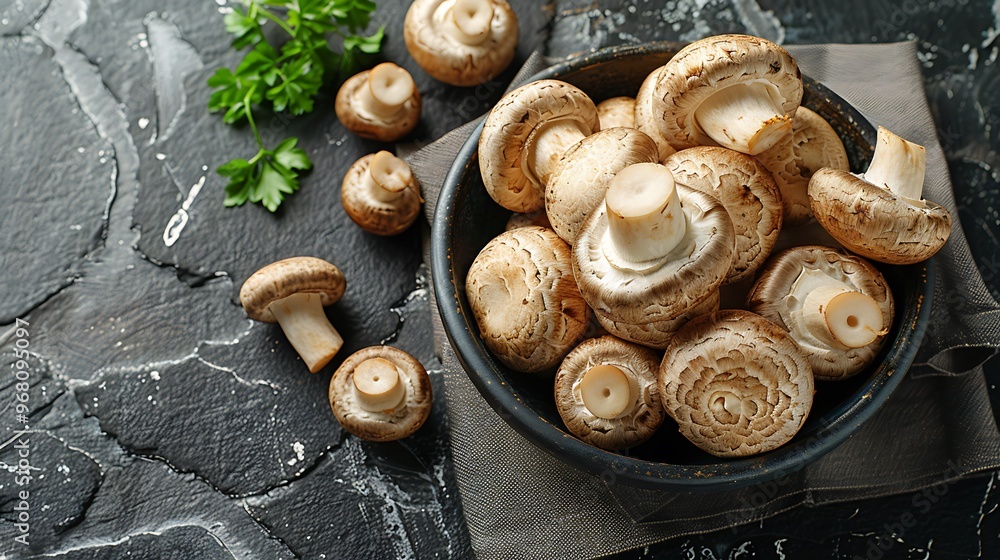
255, 5, 296, 38
243, 85, 264, 150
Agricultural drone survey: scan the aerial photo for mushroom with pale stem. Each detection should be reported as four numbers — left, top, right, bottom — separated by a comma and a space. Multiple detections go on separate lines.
665, 146, 782, 284
240, 257, 346, 373
596, 96, 637, 130
404, 0, 518, 87
555, 335, 665, 450
342, 151, 422, 236
573, 162, 735, 344
335, 63, 421, 142
479, 79, 600, 212
659, 309, 814, 458
747, 245, 894, 380
634, 66, 677, 162
466, 226, 590, 372
808, 126, 952, 265
597, 289, 720, 350
545, 127, 659, 244
329, 346, 433, 441
757, 107, 850, 226
505, 209, 552, 231
651, 34, 803, 155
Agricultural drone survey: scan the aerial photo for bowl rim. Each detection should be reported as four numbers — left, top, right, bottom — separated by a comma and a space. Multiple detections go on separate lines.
430, 41, 935, 491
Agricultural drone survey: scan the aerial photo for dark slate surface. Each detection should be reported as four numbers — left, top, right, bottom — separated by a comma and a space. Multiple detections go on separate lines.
0, 0, 998, 558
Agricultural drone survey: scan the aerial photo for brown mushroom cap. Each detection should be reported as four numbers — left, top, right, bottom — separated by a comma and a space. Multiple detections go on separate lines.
404, 0, 519, 87
596, 96, 637, 130
634, 65, 677, 162
240, 257, 345, 323
665, 146, 782, 284
746, 245, 894, 380
329, 346, 433, 442
659, 309, 814, 458
545, 127, 659, 244
341, 152, 422, 236
596, 289, 720, 350
478, 80, 600, 212
465, 226, 590, 372
335, 64, 422, 142
555, 335, 665, 451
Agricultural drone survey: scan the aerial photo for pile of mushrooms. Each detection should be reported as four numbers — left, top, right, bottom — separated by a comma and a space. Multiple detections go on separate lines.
465, 33, 953, 459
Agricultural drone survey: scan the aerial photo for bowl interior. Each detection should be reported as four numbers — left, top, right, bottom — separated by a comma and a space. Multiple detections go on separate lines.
432, 42, 933, 490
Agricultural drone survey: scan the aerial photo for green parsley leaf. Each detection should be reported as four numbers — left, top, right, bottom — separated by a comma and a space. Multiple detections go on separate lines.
331, 0, 377, 33
224, 9, 264, 49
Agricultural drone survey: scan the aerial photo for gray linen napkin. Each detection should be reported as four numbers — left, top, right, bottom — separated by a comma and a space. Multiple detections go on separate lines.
410, 41, 1000, 560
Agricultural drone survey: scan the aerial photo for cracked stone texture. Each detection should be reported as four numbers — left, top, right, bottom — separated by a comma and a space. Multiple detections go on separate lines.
0, 0, 49, 35
43, 525, 237, 559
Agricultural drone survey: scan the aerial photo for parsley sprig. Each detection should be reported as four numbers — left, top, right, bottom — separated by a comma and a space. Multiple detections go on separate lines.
209, 0, 384, 212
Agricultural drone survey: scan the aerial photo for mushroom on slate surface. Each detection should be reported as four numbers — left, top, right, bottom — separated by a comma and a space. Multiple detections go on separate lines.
652, 34, 802, 155
757, 107, 850, 226
597, 289, 720, 351
329, 346, 432, 442
545, 127, 659, 244
665, 146, 782, 284
342, 151, 422, 236
555, 336, 665, 451
634, 66, 677, 162
659, 309, 814, 458
404, 0, 518, 87
747, 245, 894, 380
466, 226, 590, 372
596, 96, 636, 130
479, 79, 600, 212
809, 126, 952, 264
335, 63, 421, 142
240, 257, 346, 373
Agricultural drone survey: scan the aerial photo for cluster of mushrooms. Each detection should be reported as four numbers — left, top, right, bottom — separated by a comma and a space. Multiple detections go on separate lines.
467, 34, 953, 457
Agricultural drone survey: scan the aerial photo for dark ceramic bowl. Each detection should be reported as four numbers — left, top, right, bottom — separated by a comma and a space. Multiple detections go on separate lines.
431, 42, 934, 490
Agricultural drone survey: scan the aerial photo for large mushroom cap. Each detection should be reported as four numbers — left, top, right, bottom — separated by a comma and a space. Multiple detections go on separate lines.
240, 257, 345, 323
465, 226, 590, 372
329, 346, 433, 442
341, 152, 422, 236
404, 0, 518, 87
555, 335, 665, 451
478, 79, 600, 212
335, 63, 422, 142
596, 96, 637, 130
747, 245, 894, 380
545, 127, 659, 244
596, 289, 720, 350
659, 309, 814, 458
665, 146, 782, 283
634, 65, 677, 162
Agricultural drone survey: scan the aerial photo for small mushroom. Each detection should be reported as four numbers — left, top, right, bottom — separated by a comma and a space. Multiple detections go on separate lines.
335, 63, 421, 142
341, 151, 422, 236
757, 107, 850, 226
596, 96, 636, 129
573, 162, 735, 329
665, 146, 782, 284
545, 127, 659, 244
329, 346, 433, 441
746, 245, 894, 380
808, 126, 952, 264
505, 209, 552, 231
555, 335, 665, 451
479, 79, 600, 212
465, 226, 590, 372
596, 289, 720, 350
404, 0, 518, 86
651, 34, 803, 155
240, 257, 346, 373
659, 309, 814, 458
634, 66, 677, 162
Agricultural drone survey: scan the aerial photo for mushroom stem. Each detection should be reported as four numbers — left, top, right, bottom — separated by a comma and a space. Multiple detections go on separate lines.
694, 82, 792, 155
268, 292, 345, 373
367, 151, 413, 203
800, 285, 885, 349
353, 357, 408, 412
863, 126, 926, 202
444, 0, 495, 45
605, 163, 686, 263
523, 118, 590, 187
579, 364, 636, 419
362, 63, 416, 119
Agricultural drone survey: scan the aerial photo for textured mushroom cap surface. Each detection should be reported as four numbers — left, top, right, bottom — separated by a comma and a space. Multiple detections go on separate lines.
505, 209, 552, 231
659, 309, 814, 458
808, 168, 952, 265
573, 184, 735, 325
758, 107, 850, 226
746, 245, 894, 380
555, 336, 665, 450
665, 146, 782, 283
329, 346, 433, 442
479, 80, 600, 213
545, 127, 659, 244
404, 0, 518, 87
597, 289, 720, 350
596, 96, 637, 130
240, 257, 346, 322
465, 226, 590, 372
335, 69, 421, 142
634, 65, 678, 162
341, 154, 422, 236
651, 34, 802, 151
